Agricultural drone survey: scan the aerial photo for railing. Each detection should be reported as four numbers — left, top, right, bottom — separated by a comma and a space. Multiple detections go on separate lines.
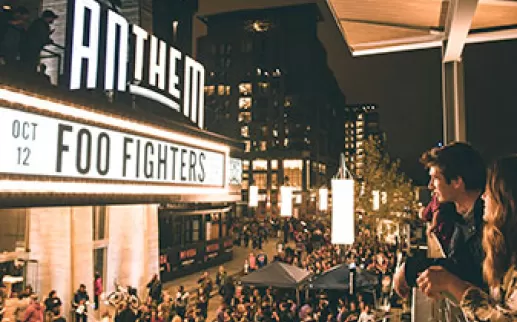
40, 43, 65, 84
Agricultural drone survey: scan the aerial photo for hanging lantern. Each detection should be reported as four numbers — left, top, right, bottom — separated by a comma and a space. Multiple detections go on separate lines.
373, 190, 380, 211
280, 185, 293, 217
319, 187, 328, 211
331, 178, 355, 245
249, 185, 258, 207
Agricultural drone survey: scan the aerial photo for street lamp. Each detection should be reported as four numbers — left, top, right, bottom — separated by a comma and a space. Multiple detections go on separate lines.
331, 154, 355, 245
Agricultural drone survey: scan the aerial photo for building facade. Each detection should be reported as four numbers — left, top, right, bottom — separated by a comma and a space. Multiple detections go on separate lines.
197, 4, 345, 217
343, 104, 382, 179
0, 0, 241, 318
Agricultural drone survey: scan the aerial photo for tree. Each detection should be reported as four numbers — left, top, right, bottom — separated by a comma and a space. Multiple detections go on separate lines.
355, 136, 418, 227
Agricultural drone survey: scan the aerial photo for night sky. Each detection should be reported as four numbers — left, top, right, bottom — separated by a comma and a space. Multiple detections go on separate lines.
195, 0, 517, 185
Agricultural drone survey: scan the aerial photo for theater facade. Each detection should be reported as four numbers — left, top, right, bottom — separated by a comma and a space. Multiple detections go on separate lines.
0, 0, 242, 315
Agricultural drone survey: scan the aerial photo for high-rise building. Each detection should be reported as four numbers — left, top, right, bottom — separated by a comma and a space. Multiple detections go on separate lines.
197, 4, 345, 216
153, 0, 198, 55
343, 104, 382, 179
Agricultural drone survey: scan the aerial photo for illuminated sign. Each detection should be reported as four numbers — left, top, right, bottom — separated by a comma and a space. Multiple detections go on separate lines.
66, 0, 205, 128
228, 158, 242, 185
0, 107, 225, 186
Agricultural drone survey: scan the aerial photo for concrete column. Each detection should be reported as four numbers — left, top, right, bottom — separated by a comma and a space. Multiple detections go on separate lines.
27, 207, 73, 315
441, 44, 467, 143
106, 204, 159, 297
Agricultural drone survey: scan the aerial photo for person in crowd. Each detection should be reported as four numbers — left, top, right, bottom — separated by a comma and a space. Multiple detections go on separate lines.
20, 10, 57, 73
14, 291, 31, 322
146, 274, 162, 304
93, 272, 102, 311
73, 284, 90, 322
174, 285, 189, 319
0, 6, 29, 67
197, 271, 213, 297
24, 294, 44, 322
394, 142, 486, 298
215, 265, 227, 296
196, 287, 208, 319
417, 155, 517, 321
44, 290, 62, 321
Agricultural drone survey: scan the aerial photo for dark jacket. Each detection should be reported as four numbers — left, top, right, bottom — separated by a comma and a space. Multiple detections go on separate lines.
405, 198, 485, 289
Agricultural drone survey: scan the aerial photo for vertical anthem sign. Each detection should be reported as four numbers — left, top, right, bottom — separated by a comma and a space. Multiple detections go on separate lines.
65, 0, 205, 128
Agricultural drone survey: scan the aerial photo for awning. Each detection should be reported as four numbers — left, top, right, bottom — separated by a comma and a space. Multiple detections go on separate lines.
326, 0, 517, 60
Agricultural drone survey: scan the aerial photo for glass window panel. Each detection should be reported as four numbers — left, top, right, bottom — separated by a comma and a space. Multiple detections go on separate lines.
0, 209, 26, 252
239, 83, 252, 95
93, 206, 107, 240
239, 97, 252, 110
253, 160, 268, 170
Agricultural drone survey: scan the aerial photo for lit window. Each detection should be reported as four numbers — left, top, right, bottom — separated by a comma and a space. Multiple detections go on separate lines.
239, 83, 252, 95
260, 141, 267, 151
205, 86, 215, 96
272, 68, 281, 77
253, 160, 268, 170
258, 82, 269, 90
261, 126, 268, 136
358, 114, 364, 120
243, 160, 250, 170
271, 160, 278, 170
239, 97, 252, 110
284, 138, 289, 147
217, 85, 225, 95
245, 141, 251, 152
256, 68, 261, 75
283, 159, 303, 188
273, 129, 278, 137
241, 126, 249, 138
239, 112, 252, 123
284, 96, 292, 107
253, 173, 267, 189
225, 86, 231, 95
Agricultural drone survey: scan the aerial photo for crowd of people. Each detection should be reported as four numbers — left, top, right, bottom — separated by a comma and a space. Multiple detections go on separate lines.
3, 141, 517, 322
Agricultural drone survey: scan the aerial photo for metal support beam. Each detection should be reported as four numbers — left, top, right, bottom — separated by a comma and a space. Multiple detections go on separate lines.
442, 0, 479, 62
441, 44, 466, 143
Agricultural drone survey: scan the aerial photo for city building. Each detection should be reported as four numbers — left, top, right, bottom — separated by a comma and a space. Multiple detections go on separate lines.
343, 104, 382, 179
0, 0, 242, 316
197, 4, 345, 217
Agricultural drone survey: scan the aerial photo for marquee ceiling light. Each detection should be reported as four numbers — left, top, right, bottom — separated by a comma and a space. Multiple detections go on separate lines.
0, 179, 228, 195
0, 87, 229, 154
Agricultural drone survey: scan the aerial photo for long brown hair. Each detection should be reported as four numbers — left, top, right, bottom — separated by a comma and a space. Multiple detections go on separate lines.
482, 155, 517, 287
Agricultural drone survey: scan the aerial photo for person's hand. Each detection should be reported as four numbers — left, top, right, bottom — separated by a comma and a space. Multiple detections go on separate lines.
416, 266, 454, 299
393, 263, 410, 298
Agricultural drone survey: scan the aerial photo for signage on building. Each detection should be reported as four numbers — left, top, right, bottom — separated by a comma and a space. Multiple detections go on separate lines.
65, 0, 205, 128
228, 158, 242, 185
0, 107, 225, 186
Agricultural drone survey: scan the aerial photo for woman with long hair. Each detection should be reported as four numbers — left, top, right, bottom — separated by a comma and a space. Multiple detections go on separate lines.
416, 155, 517, 321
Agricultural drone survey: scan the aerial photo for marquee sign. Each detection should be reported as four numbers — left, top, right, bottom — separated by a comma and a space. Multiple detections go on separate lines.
0, 106, 225, 187
65, 0, 205, 128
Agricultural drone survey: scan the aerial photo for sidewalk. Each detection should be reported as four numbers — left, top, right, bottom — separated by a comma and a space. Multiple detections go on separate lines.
162, 237, 289, 320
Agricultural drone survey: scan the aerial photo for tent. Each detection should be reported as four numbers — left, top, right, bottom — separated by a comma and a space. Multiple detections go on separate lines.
309, 264, 379, 291
240, 261, 311, 288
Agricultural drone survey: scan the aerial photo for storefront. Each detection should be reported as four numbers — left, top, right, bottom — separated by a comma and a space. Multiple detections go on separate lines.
0, 0, 242, 316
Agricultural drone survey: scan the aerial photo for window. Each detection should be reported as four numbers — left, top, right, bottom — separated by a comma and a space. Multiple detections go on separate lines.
93, 206, 108, 241
261, 126, 268, 136
271, 160, 278, 170
245, 141, 251, 152
260, 141, 267, 151
243, 160, 250, 170
253, 160, 268, 171
253, 173, 267, 189
206, 213, 220, 241
284, 96, 292, 107
283, 160, 303, 188
239, 83, 252, 95
225, 86, 231, 95
205, 85, 215, 96
238, 112, 251, 123
284, 138, 289, 147
271, 173, 278, 189
217, 85, 225, 96
0, 209, 27, 252
258, 82, 269, 93
241, 126, 249, 138
239, 97, 252, 110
